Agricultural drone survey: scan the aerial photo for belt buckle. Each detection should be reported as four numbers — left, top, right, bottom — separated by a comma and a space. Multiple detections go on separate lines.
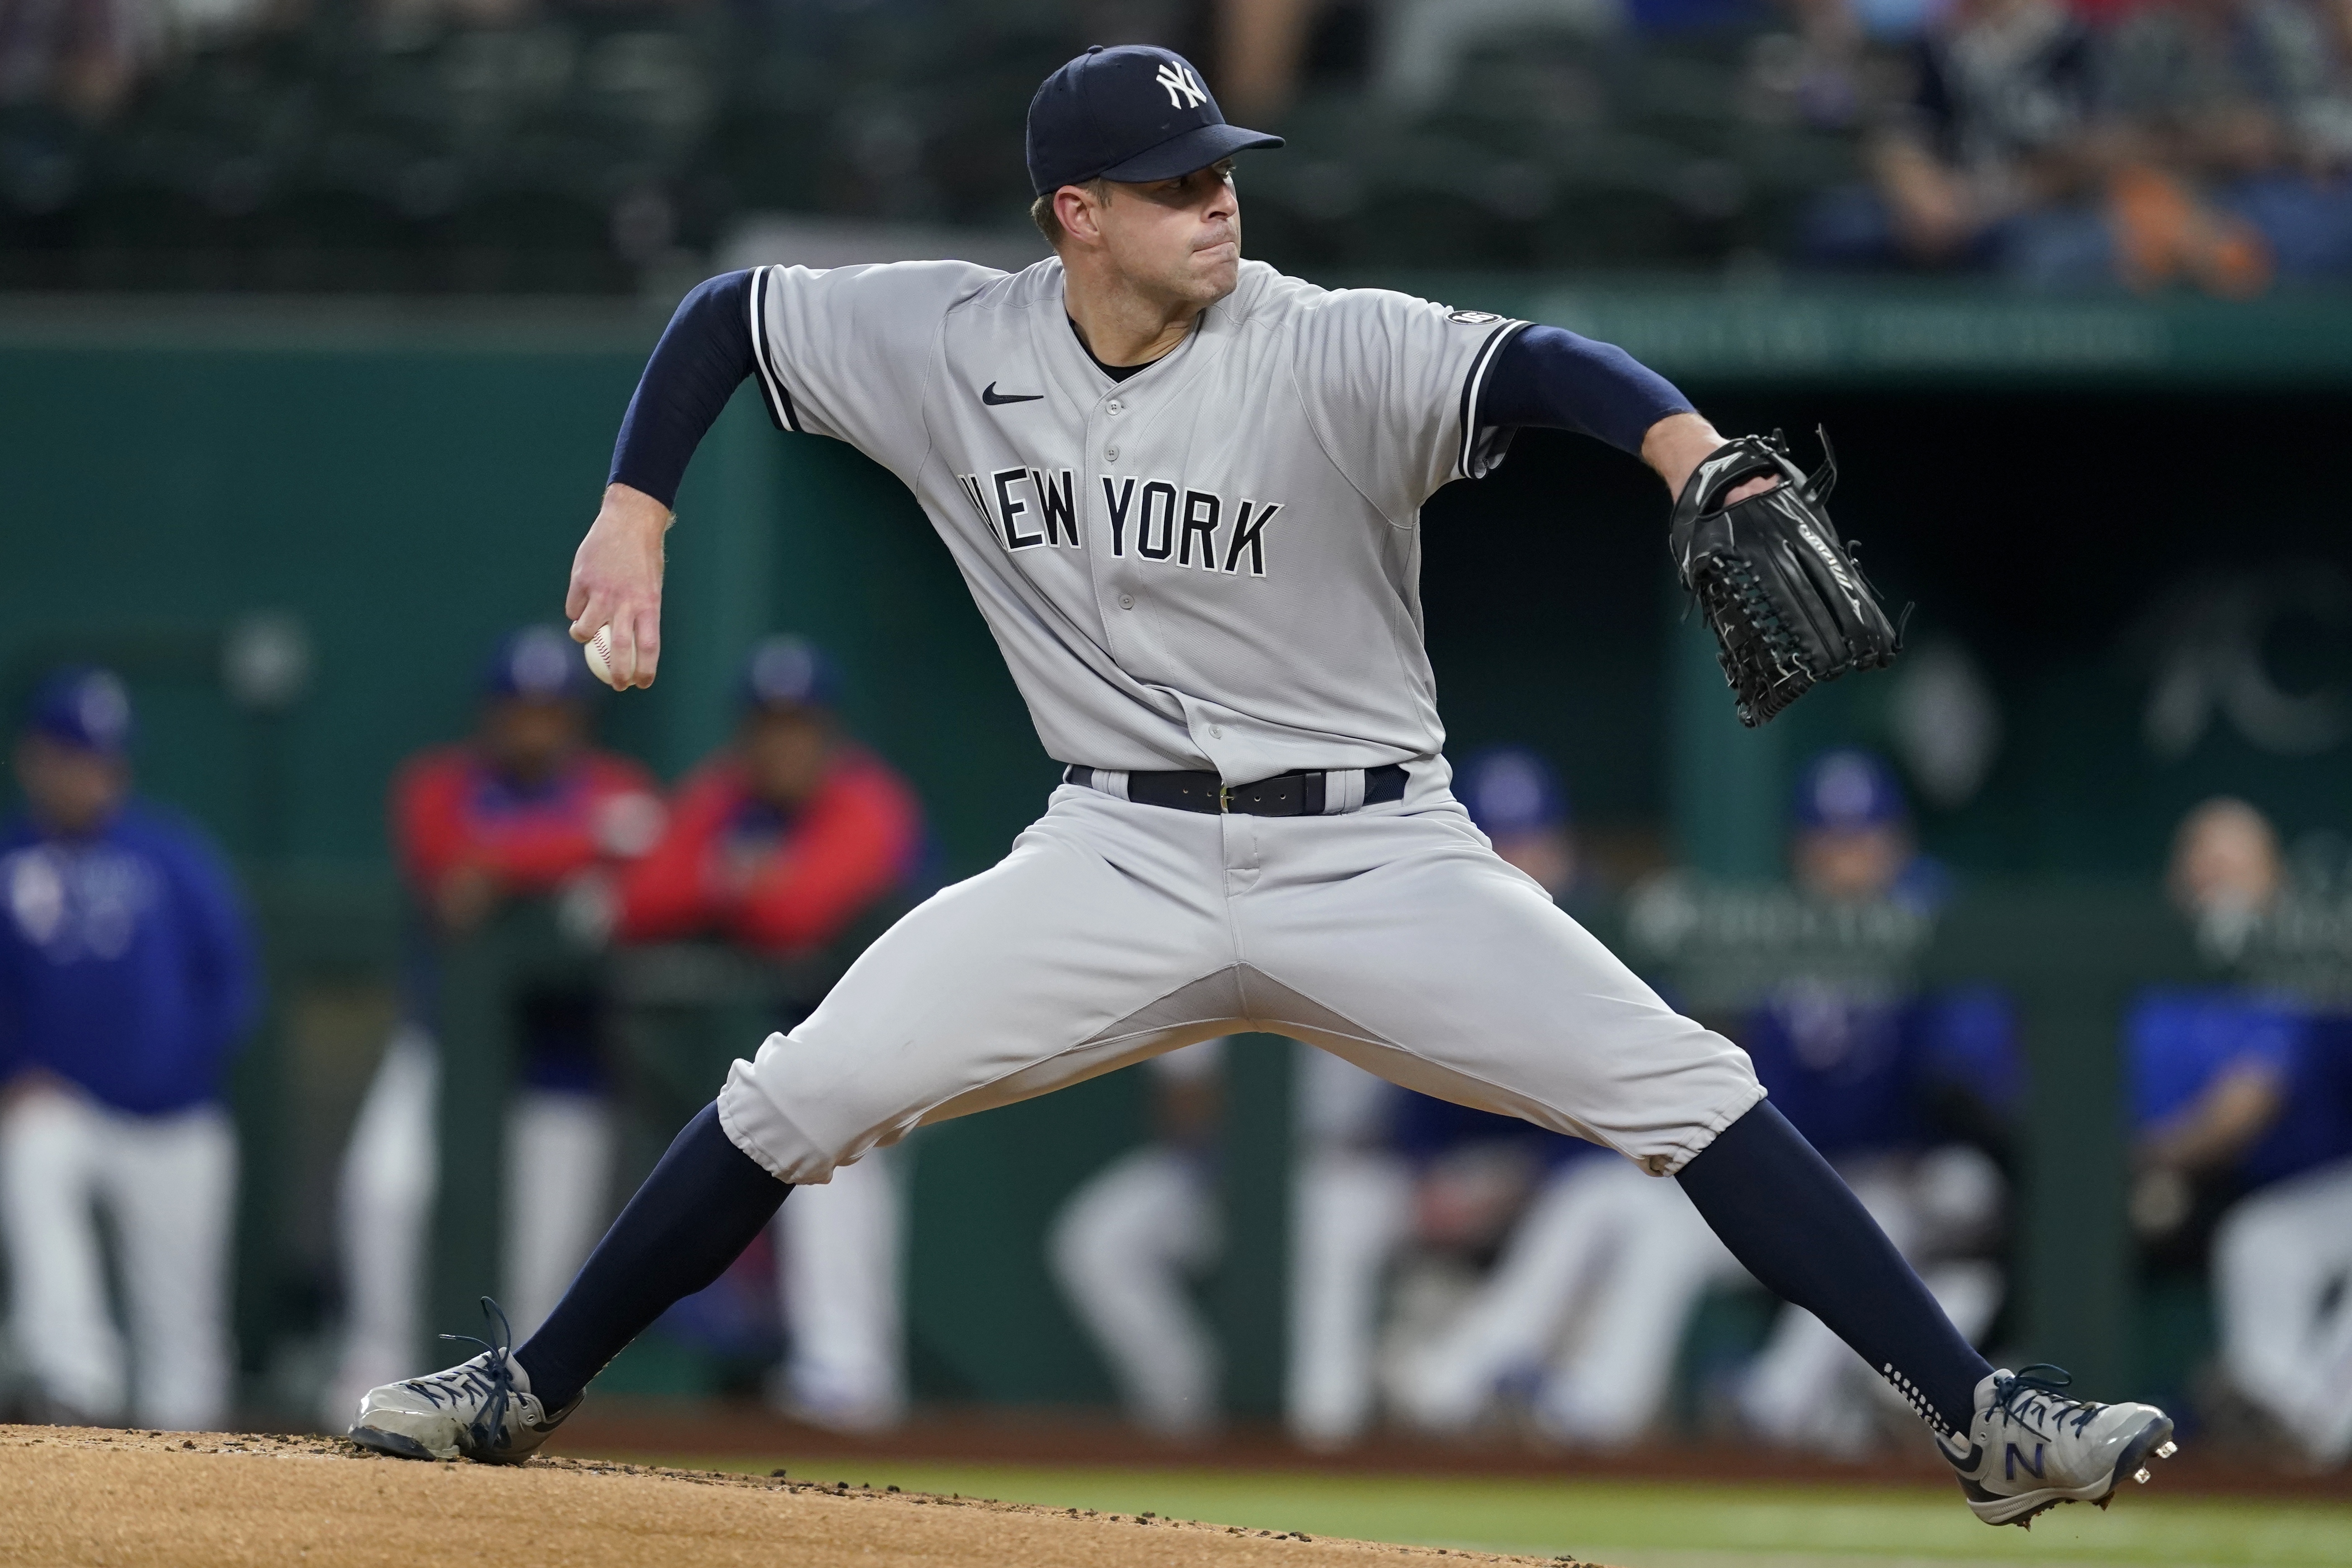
1218, 783, 1232, 813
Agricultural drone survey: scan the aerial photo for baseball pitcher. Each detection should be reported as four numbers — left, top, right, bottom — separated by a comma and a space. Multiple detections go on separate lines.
350, 44, 2171, 1527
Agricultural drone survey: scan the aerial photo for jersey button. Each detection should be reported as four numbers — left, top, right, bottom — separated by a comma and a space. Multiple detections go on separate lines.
1105, 446, 1119, 462
1106, 400, 1124, 415
1210, 727, 1223, 739
1118, 593, 1135, 609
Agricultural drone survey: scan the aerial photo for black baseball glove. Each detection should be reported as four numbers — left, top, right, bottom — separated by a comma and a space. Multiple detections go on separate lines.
1668, 430, 1905, 728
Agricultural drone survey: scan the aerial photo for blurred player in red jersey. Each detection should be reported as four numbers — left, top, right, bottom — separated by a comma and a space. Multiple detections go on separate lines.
619, 635, 925, 1430
394, 630, 663, 941
327, 627, 663, 1424
619, 636, 921, 962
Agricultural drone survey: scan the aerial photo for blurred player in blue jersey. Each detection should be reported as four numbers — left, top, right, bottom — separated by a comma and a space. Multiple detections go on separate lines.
2131, 798, 2352, 1466
0, 668, 258, 1428
1731, 751, 2017, 1453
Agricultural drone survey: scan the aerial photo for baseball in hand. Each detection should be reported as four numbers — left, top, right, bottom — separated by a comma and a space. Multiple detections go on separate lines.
582, 624, 622, 689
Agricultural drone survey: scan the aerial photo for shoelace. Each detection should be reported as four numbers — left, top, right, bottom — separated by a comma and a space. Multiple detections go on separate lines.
1994, 1364, 2100, 1439
418, 1296, 521, 1454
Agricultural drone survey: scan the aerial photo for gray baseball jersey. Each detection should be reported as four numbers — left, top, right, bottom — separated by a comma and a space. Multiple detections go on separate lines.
746, 256, 1527, 781
713, 254, 1761, 1192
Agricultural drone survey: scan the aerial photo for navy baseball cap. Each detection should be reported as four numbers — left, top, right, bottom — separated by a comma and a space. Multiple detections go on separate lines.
24, 665, 132, 755
1793, 748, 1906, 830
1458, 747, 1568, 837
742, 635, 840, 713
482, 625, 593, 702
1027, 45, 1282, 195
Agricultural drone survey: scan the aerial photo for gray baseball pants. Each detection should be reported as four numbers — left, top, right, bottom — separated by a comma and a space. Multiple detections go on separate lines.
716, 762, 1764, 1182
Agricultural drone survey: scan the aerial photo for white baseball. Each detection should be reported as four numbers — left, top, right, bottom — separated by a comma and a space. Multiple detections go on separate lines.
583, 624, 622, 689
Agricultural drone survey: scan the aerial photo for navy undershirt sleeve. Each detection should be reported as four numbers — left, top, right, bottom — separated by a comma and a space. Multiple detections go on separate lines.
1477, 324, 1694, 457
607, 269, 758, 509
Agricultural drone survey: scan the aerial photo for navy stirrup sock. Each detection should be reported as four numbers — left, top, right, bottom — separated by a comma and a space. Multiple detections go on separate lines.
516, 1102, 789, 1410
1676, 1100, 1992, 1436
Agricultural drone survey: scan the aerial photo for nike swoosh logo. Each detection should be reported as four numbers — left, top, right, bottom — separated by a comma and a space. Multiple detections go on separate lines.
981, 382, 1044, 406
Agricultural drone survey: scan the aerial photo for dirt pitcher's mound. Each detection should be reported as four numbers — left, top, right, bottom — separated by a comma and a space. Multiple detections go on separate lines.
0, 1426, 1594, 1568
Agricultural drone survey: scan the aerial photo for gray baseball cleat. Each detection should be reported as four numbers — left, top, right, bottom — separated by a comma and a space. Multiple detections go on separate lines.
1937, 1364, 2177, 1527
348, 1299, 578, 1465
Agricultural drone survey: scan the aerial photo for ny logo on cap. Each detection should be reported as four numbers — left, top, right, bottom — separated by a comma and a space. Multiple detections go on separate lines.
1155, 61, 1207, 109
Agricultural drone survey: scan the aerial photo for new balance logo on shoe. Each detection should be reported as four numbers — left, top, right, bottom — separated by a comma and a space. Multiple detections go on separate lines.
1945, 1365, 2178, 1528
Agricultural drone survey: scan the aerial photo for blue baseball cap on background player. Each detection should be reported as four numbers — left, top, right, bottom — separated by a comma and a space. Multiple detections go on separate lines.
1792, 748, 1906, 830
24, 665, 133, 755
742, 635, 841, 714
1457, 747, 1569, 836
1026, 45, 1283, 195
482, 625, 594, 702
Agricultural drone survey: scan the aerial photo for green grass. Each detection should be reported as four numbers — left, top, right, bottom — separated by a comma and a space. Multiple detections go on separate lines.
637, 1455, 2352, 1568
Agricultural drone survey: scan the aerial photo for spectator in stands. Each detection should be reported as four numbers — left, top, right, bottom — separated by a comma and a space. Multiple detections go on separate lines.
1219, 0, 1325, 120
0, 667, 258, 1429
370, 0, 532, 39
618, 634, 924, 1431
0, 0, 149, 119
2099, 0, 2352, 287
2131, 797, 2352, 1466
1372, 0, 1626, 114
327, 626, 662, 1424
1808, 0, 2106, 274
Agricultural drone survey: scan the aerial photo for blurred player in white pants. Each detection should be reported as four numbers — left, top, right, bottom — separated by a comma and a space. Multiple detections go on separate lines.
1402, 750, 2014, 1448
618, 637, 925, 1431
0, 668, 257, 1429
334, 1026, 622, 1414
771, 1142, 905, 1430
1058, 1029, 1421, 1448
1310, 747, 1595, 1445
1287, 1043, 1412, 1447
3, 1087, 241, 1427
1050, 1037, 1228, 1437
1051, 1031, 1408, 1442
1735, 1150, 2005, 1451
2213, 1158, 2352, 1463
1728, 752, 2017, 1452
1393, 1147, 1742, 1443
327, 630, 660, 1423
2132, 799, 2352, 1466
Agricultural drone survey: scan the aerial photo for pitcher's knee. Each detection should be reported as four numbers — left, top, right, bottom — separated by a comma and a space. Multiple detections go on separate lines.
716, 1065, 856, 1184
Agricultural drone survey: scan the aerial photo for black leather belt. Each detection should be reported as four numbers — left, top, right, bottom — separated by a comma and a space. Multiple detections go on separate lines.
1061, 763, 1407, 816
